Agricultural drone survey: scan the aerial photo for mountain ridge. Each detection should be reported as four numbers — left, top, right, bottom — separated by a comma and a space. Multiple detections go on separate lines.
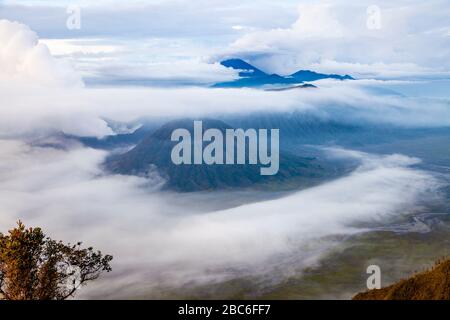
213, 58, 353, 88
353, 258, 450, 300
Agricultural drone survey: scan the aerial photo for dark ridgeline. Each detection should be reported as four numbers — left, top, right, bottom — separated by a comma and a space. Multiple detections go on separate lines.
104, 118, 328, 192
213, 58, 353, 88
354, 258, 450, 300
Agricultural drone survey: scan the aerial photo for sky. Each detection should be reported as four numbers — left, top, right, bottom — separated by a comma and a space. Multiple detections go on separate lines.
1, 0, 450, 80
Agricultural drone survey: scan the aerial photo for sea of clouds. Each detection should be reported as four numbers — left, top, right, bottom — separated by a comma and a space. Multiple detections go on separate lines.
4, 1, 450, 80
0, 138, 441, 298
0, 19, 448, 298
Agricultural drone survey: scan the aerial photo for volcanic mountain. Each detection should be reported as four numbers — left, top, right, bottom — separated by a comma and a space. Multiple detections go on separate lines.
105, 118, 327, 192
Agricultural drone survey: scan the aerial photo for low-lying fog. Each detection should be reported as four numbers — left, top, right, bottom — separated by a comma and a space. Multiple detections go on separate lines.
1, 19, 449, 298
0, 139, 442, 298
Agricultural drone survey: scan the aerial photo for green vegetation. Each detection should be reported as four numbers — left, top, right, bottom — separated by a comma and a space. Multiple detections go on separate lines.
0, 221, 112, 300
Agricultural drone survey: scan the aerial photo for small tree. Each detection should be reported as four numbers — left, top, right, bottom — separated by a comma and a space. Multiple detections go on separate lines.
0, 221, 112, 300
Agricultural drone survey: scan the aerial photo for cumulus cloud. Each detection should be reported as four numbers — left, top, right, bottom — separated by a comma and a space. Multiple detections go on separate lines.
0, 19, 82, 86
225, 1, 450, 78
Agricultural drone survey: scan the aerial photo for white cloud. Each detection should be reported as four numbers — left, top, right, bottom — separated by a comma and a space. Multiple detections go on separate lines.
226, 1, 450, 78
2, 17, 448, 141
40, 38, 120, 56
2, 78, 450, 139
4, 1, 449, 80
90, 60, 239, 85
0, 19, 82, 86
0, 0, 298, 38
38, 37, 239, 83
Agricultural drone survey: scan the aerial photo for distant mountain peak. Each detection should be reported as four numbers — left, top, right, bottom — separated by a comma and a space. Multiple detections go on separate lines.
220, 58, 267, 78
215, 58, 354, 88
